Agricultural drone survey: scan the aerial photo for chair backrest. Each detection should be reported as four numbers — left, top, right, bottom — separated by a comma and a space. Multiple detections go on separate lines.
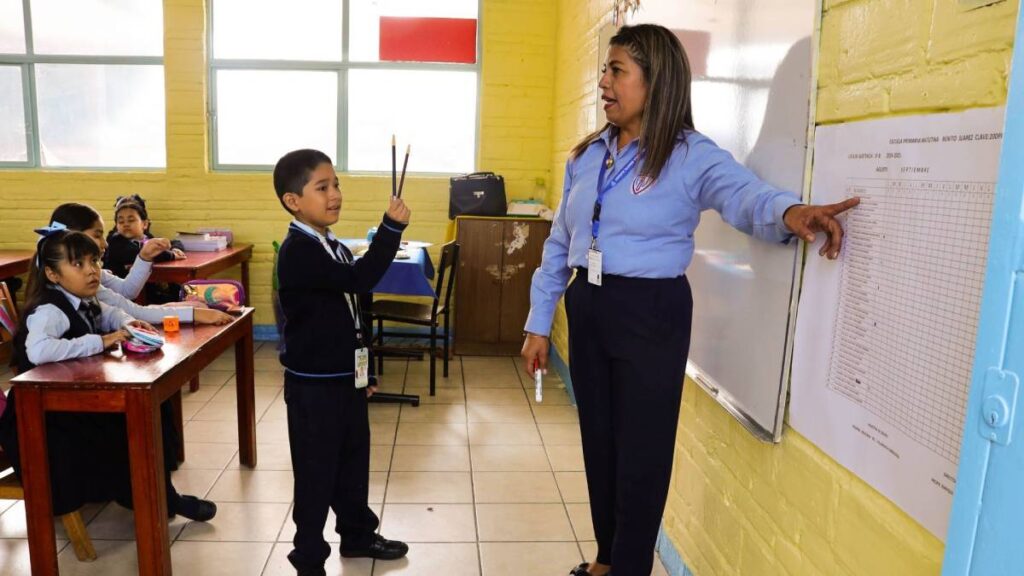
0, 281, 16, 418
432, 241, 460, 315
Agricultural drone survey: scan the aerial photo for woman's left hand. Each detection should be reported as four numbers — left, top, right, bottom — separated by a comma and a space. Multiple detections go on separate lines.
783, 197, 861, 260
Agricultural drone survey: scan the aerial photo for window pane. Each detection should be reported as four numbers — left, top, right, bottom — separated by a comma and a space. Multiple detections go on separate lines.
31, 0, 163, 56
216, 70, 337, 165
348, 69, 475, 172
35, 64, 166, 167
0, 66, 27, 161
212, 0, 342, 61
350, 0, 477, 62
0, 0, 26, 54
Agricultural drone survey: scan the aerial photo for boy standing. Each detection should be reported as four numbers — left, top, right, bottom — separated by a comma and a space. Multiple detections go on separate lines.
274, 149, 411, 576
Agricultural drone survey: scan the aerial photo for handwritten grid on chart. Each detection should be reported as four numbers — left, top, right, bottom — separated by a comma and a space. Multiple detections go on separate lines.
826, 177, 994, 464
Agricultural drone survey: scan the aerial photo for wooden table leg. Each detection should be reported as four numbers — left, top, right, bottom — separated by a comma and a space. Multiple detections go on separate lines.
15, 388, 59, 576
235, 316, 257, 468
169, 390, 185, 463
125, 389, 172, 576
241, 260, 251, 306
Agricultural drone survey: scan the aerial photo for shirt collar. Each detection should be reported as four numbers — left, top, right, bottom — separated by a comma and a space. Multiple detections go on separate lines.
290, 219, 338, 243
599, 125, 640, 156
52, 285, 83, 310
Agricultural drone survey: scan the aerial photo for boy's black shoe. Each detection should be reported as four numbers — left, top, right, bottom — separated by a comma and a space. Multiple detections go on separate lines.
339, 534, 409, 560
176, 495, 217, 522
295, 568, 326, 576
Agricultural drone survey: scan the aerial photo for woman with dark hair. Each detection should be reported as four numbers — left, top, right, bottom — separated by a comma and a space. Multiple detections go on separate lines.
521, 24, 858, 576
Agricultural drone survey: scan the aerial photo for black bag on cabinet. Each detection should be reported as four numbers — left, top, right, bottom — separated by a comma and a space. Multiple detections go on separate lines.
448, 172, 507, 219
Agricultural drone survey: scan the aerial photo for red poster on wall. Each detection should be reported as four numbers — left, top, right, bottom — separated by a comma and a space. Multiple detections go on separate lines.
379, 17, 477, 64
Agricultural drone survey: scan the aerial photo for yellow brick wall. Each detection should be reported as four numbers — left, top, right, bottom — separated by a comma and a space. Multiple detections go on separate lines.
0, 0, 557, 327
547, 0, 615, 357
545, 1, 1018, 575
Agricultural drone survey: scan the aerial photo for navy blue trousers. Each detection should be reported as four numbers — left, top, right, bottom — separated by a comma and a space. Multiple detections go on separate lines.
566, 272, 693, 576
284, 373, 380, 570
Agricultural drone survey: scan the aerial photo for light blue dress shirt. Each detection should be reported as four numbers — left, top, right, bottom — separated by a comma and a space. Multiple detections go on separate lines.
25, 286, 134, 365
101, 256, 150, 299
525, 128, 802, 336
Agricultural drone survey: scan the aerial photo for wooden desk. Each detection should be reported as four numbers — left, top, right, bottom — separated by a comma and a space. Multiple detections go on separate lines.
149, 244, 253, 305
12, 309, 257, 576
0, 250, 33, 280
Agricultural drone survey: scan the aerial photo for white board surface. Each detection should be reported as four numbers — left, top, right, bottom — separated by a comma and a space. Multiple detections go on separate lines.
631, 0, 816, 440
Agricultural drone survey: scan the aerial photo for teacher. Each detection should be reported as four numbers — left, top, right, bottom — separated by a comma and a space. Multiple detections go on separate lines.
520, 24, 858, 576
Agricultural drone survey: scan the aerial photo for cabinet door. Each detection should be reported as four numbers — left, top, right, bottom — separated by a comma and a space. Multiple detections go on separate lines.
498, 220, 551, 344
455, 219, 504, 348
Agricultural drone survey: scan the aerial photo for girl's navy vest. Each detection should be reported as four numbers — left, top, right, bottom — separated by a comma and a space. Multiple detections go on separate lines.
12, 288, 94, 374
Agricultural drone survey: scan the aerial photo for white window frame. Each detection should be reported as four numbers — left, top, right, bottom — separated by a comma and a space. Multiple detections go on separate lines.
207, 0, 483, 173
0, 0, 165, 170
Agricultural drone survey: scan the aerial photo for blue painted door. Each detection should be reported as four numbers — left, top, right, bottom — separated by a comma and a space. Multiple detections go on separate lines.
943, 10, 1024, 575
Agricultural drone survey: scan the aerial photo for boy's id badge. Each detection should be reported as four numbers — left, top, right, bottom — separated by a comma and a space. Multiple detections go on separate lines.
587, 249, 603, 286
355, 347, 370, 389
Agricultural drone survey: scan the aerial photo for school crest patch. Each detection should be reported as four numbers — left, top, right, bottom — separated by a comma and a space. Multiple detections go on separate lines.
631, 175, 655, 195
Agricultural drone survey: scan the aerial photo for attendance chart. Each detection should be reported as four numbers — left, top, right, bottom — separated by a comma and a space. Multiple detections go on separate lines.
790, 106, 1006, 539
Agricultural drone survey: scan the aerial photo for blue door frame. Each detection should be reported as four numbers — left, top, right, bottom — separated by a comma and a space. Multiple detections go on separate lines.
943, 7, 1024, 575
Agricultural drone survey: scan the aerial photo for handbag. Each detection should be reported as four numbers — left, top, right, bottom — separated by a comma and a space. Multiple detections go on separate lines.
449, 172, 507, 219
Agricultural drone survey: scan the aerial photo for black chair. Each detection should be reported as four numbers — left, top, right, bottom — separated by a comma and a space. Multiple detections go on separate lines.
369, 241, 459, 397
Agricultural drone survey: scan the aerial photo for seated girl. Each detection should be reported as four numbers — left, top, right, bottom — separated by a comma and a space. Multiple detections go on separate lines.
0, 228, 216, 521
104, 195, 185, 304
48, 203, 232, 326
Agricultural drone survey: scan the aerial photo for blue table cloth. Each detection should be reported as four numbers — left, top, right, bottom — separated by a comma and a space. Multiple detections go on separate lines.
341, 239, 436, 297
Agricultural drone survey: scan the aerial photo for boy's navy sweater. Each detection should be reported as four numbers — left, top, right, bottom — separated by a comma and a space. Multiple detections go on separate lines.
277, 214, 406, 377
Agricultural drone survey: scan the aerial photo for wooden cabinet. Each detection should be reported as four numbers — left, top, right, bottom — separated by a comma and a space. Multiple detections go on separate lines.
454, 217, 551, 355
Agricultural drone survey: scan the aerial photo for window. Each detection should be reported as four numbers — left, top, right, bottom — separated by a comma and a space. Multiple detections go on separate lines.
0, 0, 166, 168
210, 0, 479, 173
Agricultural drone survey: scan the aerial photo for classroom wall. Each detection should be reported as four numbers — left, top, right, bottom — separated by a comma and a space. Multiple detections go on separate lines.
0, 0, 557, 328
659, 1, 1019, 575
544, 0, 1018, 574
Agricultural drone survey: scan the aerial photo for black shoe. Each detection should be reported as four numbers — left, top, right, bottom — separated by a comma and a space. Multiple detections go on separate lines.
339, 533, 409, 560
176, 495, 217, 522
295, 568, 326, 576
570, 564, 590, 576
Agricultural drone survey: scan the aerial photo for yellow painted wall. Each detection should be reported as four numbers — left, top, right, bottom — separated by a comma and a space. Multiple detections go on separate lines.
545, 1, 1019, 575
0, 0, 557, 327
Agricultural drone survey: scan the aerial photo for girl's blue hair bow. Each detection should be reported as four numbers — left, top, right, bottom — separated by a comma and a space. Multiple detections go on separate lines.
33, 221, 68, 266
34, 221, 68, 240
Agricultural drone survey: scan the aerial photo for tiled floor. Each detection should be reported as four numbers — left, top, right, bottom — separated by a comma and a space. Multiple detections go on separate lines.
0, 343, 669, 575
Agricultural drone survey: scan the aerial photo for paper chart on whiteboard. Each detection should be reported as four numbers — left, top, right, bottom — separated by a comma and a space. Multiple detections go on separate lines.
790, 106, 1005, 539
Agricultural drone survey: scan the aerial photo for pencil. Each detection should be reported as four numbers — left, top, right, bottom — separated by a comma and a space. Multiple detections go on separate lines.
397, 144, 410, 199
391, 134, 397, 198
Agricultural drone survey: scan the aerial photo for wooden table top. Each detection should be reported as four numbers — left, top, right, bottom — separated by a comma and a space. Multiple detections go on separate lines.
12, 308, 254, 389
0, 250, 33, 278
148, 244, 253, 281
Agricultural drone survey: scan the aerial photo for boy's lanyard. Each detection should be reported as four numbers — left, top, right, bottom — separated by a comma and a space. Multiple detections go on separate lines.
591, 149, 640, 248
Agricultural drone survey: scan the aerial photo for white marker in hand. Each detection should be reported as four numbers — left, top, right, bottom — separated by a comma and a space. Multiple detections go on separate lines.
534, 366, 543, 403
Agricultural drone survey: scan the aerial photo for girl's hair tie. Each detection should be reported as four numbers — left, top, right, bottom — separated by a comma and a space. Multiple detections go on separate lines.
33, 220, 67, 240
33, 221, 68, 267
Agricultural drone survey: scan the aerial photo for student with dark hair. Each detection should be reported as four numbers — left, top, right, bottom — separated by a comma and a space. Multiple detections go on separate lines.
521, 24, 860, 576
0, 227, 216, 521
46, 202, 232, 327
273, 149, 411, 576
103, 195, 186, 303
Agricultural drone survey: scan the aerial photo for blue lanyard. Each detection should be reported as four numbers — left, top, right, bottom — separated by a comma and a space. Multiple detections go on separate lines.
591, 149, 640, 244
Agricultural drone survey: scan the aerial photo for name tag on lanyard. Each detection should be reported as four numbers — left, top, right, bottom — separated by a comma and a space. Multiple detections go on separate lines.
317, 234, 370, 389
589, 150, 639, 286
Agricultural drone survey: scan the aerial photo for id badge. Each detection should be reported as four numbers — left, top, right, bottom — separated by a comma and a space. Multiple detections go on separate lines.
355, 347, 370, 389
587, 249, 603, 286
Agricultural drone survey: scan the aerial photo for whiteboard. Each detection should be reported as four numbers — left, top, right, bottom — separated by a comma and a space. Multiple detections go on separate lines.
630, 0, 816, 440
